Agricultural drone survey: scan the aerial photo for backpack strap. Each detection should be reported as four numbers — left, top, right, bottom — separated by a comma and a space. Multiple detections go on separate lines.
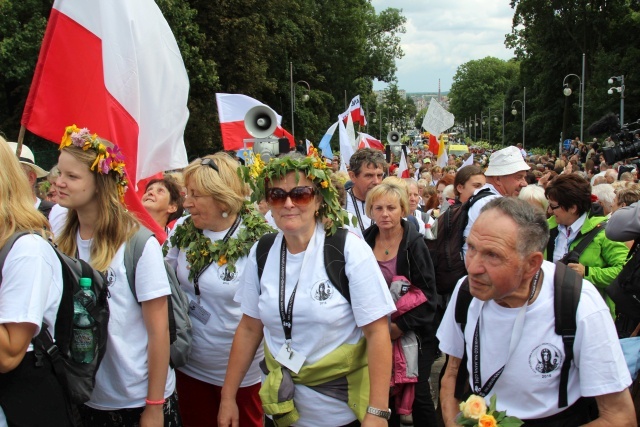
324, 228, 350, 305
569, 220, 608, 259
123, 226, 155, 301
547, 227, 559, 261
554, 261, 583, 408
256, 233, 278, 284
0, 232, 31, 282
454, 278, 473, 400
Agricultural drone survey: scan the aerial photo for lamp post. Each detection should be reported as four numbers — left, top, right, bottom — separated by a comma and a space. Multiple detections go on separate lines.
371, 112, 382, 141
562, 56, 585, 143
511, 87, 526, 149
289, 62, 311, 143
608, 75, 625, 127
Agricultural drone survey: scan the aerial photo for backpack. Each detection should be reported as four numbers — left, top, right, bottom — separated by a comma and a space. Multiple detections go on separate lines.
256, 228, 350, 303
547, 219, 608, 265
124, 227, 192, 368
429, 188, 493, 295
0, 232, 110, 405
453, 262, 582, 409
606, 238, 640, 336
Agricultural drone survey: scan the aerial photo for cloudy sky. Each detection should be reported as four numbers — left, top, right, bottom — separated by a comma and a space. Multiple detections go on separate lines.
371, 0, 516, 93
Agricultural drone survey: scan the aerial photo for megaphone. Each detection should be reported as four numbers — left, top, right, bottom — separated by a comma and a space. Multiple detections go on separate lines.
387, 131, 401, 144
244, 105, 278, 138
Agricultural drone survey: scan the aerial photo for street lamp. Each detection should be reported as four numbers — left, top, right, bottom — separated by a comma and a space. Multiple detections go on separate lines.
608, 75, 625, 127
562, 55, 585, 143
511, 87, 526, 149
371, 112, 382, 140
289, 62, 310, 143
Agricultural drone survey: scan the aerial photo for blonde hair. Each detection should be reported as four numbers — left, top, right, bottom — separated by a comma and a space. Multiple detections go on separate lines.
182, 153, 249, 215
365, 176, 410, 217
0, 137, 50, 248
55, 145, 139, 271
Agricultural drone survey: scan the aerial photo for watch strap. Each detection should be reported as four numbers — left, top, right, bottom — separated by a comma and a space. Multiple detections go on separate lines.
366, 406, 392, 420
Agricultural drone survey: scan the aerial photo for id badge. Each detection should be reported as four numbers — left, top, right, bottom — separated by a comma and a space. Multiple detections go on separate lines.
275, 343, 306, 374
189, 300, 211, 325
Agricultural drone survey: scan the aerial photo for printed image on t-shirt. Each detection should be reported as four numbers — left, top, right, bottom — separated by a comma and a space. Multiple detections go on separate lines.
310, 280, 334, 304
529, 343, 562, 376
105, 268, 117, 287
218, 265, 238, 283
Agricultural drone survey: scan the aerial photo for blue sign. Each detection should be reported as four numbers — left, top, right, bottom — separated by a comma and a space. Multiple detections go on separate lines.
563, 139, 572, 150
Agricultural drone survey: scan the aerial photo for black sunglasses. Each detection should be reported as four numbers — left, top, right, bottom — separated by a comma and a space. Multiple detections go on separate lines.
200, 158, 219, 173
266, 186, 316, 207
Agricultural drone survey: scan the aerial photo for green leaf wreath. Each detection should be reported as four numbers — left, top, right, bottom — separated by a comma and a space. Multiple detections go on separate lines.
164, 202, 275, 281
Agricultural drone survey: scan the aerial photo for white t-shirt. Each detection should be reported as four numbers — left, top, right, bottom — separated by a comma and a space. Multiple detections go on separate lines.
437, 261, 631, 420
238, 224, 396, 427
0, 234, 63, 427
345, 191, 372, 238
165, 216, 263, 387
462, 184, 501, 257
77, 233, 176, 410
48, 204, 68, 238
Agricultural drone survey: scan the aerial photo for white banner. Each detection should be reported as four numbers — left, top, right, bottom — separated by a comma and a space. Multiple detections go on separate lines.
422, 98, 455, 136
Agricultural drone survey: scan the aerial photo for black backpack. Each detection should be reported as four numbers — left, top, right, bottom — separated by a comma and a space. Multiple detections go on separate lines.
453, 262, 582, 409
0, 232, 110, 405
429, 188, 493, 295
606, 238, 640, 336
256, 229, 350, 303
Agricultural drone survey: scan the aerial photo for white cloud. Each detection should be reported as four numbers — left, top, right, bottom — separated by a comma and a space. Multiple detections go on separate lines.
371, 0, 515, 92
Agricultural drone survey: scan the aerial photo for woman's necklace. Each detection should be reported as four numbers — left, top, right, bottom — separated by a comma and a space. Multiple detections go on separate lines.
380, 234, 401, 255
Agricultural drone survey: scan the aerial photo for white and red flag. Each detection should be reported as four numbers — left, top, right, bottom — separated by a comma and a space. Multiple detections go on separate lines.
21, 0, 190, 242
397, 149, 410, 178
338, 95, 367, 127
357, 132, 384, 151
215, 93, 294, 151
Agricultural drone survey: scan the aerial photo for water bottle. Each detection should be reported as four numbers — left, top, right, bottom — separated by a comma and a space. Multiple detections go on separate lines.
424, 223, 435, 240
71, 278, 96, 363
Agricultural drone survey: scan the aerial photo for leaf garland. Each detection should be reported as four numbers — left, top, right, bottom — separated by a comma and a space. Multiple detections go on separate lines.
165, 202, 275, 281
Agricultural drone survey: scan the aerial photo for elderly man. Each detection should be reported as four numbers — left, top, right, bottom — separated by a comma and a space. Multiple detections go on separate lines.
462, 145, 529, 257
346, 148, 386, 237
438, 197, 635, 426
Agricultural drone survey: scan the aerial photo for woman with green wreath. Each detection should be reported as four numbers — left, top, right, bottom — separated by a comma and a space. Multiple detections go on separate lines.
165, 152, 274, 427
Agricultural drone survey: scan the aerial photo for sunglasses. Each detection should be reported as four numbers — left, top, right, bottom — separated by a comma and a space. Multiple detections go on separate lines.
200, 158, 219, 173
266, 186, 316, 207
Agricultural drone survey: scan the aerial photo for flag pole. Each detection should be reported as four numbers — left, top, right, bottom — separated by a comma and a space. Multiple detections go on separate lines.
16, 125, 26, 158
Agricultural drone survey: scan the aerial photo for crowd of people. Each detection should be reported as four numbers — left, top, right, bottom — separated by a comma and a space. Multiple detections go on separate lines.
0, 127, 639, 427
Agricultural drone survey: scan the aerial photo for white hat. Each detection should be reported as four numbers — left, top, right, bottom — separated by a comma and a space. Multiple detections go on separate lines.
484, 146, 530, 177
6, 141, 49, 178
413, 162, 421, 168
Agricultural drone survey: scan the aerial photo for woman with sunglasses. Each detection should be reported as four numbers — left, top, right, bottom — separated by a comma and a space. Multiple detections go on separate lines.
219, 154, 396, 427
55, 126, 180, 426
165, 153, 273, 427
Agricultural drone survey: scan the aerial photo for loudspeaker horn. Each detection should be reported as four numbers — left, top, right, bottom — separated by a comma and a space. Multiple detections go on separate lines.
387, 131, 401, 144
244, 105, 278, 138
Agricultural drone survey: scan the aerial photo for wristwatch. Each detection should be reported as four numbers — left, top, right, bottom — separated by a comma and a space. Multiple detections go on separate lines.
366, 406, 392, 420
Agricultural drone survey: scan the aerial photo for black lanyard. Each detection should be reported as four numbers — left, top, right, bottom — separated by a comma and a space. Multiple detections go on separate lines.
193, 215, 241, 302
348, 189, 371, 233
471, 269, 541, 396
279, 238, 298, 346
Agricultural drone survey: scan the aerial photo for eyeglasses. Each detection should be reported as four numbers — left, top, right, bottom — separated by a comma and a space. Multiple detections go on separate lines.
266, 186, 316, 207
548, 203, 561, 211
200, 158, 219, 173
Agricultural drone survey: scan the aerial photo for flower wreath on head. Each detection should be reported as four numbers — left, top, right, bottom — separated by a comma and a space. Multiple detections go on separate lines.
238, 147, 357, 235
60, 124, 129, 202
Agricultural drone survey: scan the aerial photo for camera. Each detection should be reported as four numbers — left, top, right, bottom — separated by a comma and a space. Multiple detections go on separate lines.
602, 124, 640, 164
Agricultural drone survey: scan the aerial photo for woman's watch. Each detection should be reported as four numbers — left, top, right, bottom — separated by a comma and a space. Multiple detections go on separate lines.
366, 406, 392, 420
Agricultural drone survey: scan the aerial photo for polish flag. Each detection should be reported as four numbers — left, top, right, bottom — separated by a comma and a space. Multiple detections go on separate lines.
338, 95, 367, 127
428, 134, 440, 156
216, 93, 294, 150
21, 0, 191, 243
357, 132, 384, 151
397, 149, 410, 178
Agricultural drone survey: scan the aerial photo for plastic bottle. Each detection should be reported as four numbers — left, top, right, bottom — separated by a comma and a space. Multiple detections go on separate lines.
71, 277, 96, 363
424, 223, 435, 240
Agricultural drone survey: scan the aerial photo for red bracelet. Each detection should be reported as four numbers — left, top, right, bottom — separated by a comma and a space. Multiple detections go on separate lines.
145, 398, 165, 406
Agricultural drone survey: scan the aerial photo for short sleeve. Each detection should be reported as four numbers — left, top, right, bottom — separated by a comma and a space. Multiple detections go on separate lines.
436, 280, 466, 358
238, 242, 261, 319
134, 238, 171, 302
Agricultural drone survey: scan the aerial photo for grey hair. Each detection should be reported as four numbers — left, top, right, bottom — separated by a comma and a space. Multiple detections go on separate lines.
480, 197, 549, 256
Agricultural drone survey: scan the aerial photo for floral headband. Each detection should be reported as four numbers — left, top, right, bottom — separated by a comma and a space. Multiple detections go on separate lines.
60, 124, 129, 202
239, 147, 355, 235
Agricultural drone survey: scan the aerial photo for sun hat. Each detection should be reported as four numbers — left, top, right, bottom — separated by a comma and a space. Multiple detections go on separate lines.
484, 146, 530, 177
6, 141, 49, 178
423, 158, 431, 164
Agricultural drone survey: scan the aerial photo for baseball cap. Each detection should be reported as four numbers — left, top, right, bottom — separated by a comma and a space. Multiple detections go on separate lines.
6, 141, 48, 178
484, 146, 530, 177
